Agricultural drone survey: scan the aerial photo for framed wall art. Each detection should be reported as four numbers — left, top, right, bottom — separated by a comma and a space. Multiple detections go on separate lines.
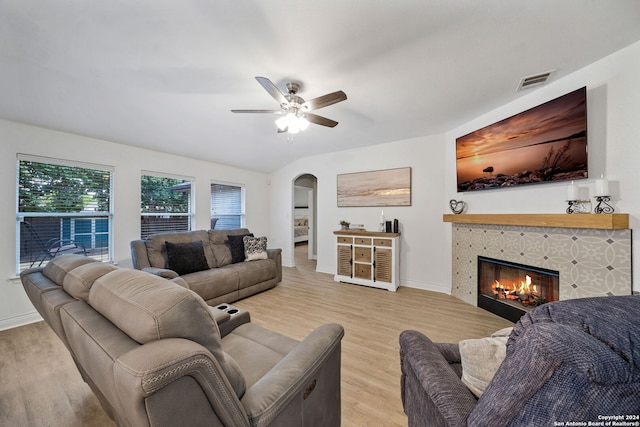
337, 167, 411, 207
456, 86, 587, 192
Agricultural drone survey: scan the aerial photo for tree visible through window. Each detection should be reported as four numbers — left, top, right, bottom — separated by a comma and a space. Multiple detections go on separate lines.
17, 157, 112, 271
141, 174, 193, 238
211, 183, 244, 230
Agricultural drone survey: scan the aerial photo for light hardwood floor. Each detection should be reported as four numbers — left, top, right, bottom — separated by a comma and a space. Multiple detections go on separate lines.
0, 244, 513, 426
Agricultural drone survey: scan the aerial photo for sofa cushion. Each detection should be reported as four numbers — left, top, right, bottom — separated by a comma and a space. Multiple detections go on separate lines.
243, 236, 268, 261
63, 262, 119, 302
181, 267, 239, 302
144, 230, 214, 269
208, 229, 251, 267
42, 254, 99, 286
236, 259, 277, 290
165, 241, 210, 275
459, 332, 510, 398
227, 233, 253, 264
222, 323, 298, 388
88, 268, 246, 397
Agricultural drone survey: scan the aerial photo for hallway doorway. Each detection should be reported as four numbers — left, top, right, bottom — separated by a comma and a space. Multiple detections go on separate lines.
293, 174, 317, 265
294, 242, 316, 272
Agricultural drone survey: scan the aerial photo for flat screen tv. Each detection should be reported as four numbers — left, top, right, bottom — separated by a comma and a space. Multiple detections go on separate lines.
456, 87, 587, 192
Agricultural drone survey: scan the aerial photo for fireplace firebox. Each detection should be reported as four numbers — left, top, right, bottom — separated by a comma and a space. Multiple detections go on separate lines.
478, 256, 559, 322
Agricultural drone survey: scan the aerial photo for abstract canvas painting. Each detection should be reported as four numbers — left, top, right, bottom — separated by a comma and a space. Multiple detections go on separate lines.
337, 167, 411, 207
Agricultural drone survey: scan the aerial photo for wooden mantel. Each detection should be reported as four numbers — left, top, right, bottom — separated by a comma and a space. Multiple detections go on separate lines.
442, 213, 629, 230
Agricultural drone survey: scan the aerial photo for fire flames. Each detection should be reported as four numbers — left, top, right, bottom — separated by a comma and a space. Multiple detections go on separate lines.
492, 275, 543, 306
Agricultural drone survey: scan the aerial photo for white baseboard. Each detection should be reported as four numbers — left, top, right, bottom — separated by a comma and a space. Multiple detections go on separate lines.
400, 279, 452, 295
312, 267, 451, 294
314, 264, 333, 275
0, 311, 42, 331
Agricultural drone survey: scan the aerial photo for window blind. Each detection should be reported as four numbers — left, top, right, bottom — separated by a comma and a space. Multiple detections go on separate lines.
210, 183, 244, 230
141, 174, 193, 238
17, 157, 113, 271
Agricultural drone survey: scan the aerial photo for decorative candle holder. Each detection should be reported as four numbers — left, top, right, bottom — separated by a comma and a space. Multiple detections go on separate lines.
566, 200, 590, 214
593, 196, 614, 214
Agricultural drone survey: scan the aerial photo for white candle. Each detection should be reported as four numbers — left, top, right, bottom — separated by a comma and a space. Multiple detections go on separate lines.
595, 175, 609, 197
567, 181, 578, 201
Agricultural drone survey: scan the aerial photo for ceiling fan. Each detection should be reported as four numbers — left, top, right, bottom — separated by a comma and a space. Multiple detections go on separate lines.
231, 77, 347, 134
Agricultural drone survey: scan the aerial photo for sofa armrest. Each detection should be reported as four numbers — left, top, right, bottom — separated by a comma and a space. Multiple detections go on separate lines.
399, 330, 477, 427
434, 342, 464, 378
267, 248, 282, 282
208, 306, 231, 326
241, 323, 344, 426
19, 266, 45, 278
114, 338, 250, 427
141, 267, 179, 279
130, 240, 151, 270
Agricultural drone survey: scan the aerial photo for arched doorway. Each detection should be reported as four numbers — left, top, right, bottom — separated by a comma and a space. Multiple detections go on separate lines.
293, 174, 317, 267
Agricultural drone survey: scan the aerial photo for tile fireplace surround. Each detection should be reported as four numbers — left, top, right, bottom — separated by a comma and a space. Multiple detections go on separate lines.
444, 214, 632, 306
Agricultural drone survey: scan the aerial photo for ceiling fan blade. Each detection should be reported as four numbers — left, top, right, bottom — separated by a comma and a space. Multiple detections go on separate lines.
301, 90, 347, 111
306, 113, 339, 128
255, 76, 289, 107
277, 127, 288, 133
231, 109, 283, 114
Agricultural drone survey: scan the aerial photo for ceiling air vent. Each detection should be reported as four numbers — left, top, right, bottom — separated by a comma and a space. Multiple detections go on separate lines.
516, 70, 555, 91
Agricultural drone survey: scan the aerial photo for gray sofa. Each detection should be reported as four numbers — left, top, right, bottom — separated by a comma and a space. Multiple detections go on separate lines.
131, 228, 281, 306
21, 254, 344, 427
400, 295, 640, 426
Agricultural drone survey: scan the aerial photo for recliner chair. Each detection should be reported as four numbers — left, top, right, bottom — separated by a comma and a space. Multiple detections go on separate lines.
400, 295, 640, 427
21, 254, 344, 427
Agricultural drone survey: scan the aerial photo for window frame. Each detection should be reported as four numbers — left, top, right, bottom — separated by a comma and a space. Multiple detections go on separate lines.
140, 171, 195, 239
210, 181, 245, 230
16, 154, 114, 273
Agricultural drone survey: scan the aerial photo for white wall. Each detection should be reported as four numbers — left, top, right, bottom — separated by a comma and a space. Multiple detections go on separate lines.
294, 185, 311, 207
444, 40, 640, 293
0, 119, 270, 330
4, 41, 639, 330
269, 134, 451, 293
270, 40, 640, 297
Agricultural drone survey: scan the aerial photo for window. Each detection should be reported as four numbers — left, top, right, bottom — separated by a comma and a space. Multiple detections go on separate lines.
211, 183, 244, 230
17, 156, 113, 272
141, 173, 193, 238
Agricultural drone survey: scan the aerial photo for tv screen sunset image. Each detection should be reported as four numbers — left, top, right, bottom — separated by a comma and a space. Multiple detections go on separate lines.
456, 87, 587, 192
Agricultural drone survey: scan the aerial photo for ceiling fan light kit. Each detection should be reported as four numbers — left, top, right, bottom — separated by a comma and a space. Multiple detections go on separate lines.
232, 76, 347, 136
275, 114, 309, 134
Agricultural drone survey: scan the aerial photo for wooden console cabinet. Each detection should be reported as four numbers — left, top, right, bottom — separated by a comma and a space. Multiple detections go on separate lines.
333, 230, 400, 291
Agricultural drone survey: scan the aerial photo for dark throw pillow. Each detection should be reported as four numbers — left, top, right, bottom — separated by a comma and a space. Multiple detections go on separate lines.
226, 233, 254, 263
165, 241, 209, 275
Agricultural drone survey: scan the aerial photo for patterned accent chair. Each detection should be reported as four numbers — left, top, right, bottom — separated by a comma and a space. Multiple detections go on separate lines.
400, 295, 640, 426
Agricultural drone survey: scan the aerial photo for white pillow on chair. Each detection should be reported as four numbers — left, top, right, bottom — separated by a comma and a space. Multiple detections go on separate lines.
459, 327, 513, 397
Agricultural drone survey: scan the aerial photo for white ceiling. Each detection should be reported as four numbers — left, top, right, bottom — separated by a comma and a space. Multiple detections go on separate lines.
1, 1, 639, 173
